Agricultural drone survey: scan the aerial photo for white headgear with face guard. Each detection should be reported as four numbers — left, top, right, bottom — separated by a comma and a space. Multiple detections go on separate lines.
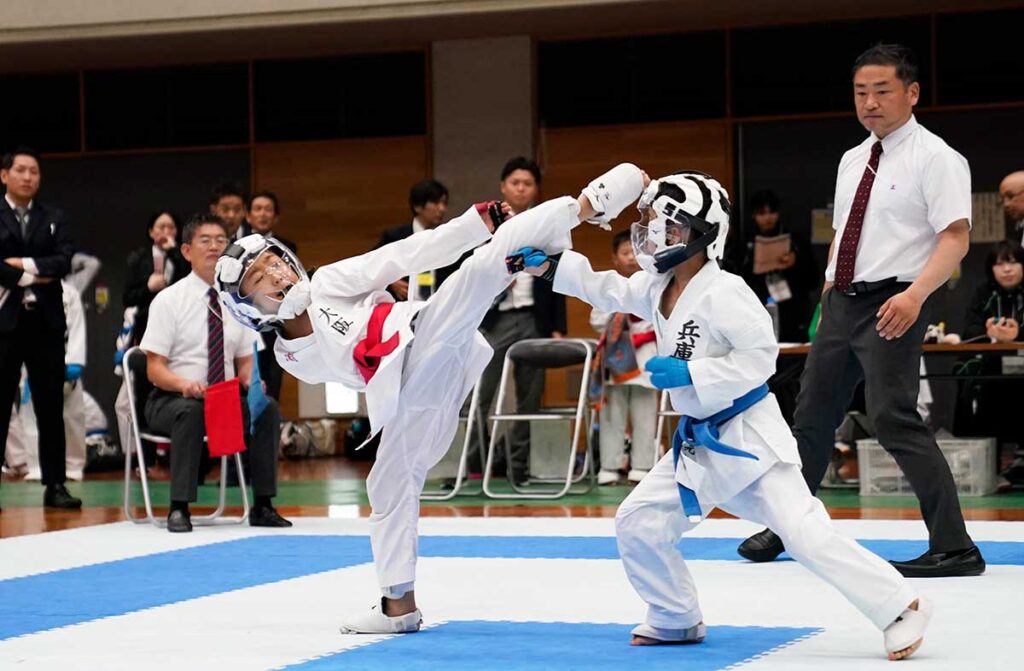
631, 171, 731, 275
215, 234, 310, 332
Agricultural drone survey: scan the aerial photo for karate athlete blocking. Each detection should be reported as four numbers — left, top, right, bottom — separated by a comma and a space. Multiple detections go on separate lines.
518, 171, 931, 662
213, 164, 647, 636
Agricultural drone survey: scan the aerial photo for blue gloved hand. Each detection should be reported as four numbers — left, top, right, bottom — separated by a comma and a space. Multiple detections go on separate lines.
645, 356, 692, 389
506, 247, 550, 274
65, 364, 84, 382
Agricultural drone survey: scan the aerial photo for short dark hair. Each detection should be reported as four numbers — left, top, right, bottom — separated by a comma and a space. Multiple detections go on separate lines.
500, 156, 541, 185
182, 213, 227, 244
852, 43, 919, 86
146, 210, 180, 234
986, 240, 1024, 283
209, 181, 247, 207
612, 229, 631, 252
247, 190, 280, 215
2, 146, 41, 171
749, 190, 782, 214
408, 179, 449, 215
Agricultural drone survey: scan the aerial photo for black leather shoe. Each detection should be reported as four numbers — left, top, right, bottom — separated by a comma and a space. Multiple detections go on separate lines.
737, 528, 785, 562
890, 546, 986, 578
44, 484, 82, 509
167, 509, 193, 533
249, 505, 293, 528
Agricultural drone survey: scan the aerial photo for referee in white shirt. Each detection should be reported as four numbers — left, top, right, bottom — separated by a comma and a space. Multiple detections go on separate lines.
739, 44, 984, 578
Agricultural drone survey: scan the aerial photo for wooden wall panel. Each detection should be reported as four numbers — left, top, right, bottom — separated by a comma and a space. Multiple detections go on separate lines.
252, 135, 429, 418
538, 120, 732, 404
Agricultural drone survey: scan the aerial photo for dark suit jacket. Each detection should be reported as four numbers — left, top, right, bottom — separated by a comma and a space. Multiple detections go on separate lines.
0, 199, 74, 333
375, 222, 461, 296
123, 244, 190, 344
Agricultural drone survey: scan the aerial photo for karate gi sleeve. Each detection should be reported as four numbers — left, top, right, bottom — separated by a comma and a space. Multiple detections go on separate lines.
553, 250, 655, 322
63, 282, 87, 367
313, 205, 493, 298
687, 279, 778, 409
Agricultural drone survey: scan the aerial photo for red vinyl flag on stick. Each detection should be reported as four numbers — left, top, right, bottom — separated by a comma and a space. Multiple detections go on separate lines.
204, 378, 246, 458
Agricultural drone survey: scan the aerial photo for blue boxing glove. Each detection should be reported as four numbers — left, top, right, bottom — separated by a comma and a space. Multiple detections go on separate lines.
645, 356, 692, 389
65, 364, 84, 382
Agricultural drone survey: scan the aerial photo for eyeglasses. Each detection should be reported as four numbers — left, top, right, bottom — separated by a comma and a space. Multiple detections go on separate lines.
193, 235, 229, 247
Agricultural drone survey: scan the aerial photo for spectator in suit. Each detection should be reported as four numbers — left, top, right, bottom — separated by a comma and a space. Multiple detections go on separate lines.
470, 157, 567, 484
1000, 171, 1024, 242
141, 213, 289, 532
123, 211, 189, 345
376, 179, 450, 301
209, 182, 248, 240
245, 190, 295, 400
0, 147, 81, 509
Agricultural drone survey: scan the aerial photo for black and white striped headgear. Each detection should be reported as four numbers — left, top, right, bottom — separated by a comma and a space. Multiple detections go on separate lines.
631, 170, 731, 273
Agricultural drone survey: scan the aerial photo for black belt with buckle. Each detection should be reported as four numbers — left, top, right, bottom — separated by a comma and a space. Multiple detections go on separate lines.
836, 277, 899, 296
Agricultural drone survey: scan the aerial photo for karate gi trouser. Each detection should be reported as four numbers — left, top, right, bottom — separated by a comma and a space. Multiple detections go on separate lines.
368, 198, 579, 595
615, 453, 916, 632
600, 384, 658, 472
13, 382, 87, 480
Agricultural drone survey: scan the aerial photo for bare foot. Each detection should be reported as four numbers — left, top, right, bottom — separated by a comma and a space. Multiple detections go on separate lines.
888, 599, 922, 661
631, 635, 660, 646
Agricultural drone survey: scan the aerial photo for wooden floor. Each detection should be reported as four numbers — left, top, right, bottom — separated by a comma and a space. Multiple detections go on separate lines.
3, 455, 1024, 538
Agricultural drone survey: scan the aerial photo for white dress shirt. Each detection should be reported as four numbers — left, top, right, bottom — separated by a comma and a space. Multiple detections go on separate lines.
825, 115, 972, 284
140, 272, 259, 383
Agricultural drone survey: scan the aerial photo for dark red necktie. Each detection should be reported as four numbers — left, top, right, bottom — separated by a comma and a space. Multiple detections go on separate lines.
207, 288, 226, 385
834, 141, 883, 291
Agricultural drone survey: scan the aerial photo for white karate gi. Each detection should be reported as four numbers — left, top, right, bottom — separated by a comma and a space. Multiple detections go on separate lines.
590, 309, 659, 472
554, 252, 916, 633
7, 281, 88, 480
277, 197, 581, 594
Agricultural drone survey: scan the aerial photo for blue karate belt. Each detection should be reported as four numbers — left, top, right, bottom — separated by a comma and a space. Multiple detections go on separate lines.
672, 383, 769, 521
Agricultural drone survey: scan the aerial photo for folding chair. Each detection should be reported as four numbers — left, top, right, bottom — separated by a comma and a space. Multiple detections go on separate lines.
121, 346, 250, 527
482, 338, 597, 499
419, 384, 489, 500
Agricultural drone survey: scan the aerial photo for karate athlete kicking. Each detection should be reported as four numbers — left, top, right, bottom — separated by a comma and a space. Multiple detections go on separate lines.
516, 170, 931, 661
213, 164, 647, 635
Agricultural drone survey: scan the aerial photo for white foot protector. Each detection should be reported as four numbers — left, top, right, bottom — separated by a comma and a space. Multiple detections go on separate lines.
883, 596, 932, 660
598, 469, 620, 485
339, 598, 423, 635
631, 622, 706, 644
581, 163, 646, 230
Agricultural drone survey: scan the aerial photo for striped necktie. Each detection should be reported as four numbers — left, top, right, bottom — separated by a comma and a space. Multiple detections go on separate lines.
207, 288, 226, 385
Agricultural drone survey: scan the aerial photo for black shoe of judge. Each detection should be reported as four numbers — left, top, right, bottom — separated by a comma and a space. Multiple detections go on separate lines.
44, 484, 82, 509
889, 546, 986, 578
167, 509, 193, 533
249, 505, 293, 528
737, 528, 785, 562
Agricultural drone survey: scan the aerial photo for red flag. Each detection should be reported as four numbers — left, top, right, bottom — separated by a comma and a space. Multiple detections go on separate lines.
204, 378, 246, 457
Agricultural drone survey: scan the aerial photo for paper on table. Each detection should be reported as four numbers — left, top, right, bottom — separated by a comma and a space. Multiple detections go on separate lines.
753, 234, 792, 274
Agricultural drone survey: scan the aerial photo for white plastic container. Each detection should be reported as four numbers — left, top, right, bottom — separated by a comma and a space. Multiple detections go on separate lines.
857, 438, 997, 497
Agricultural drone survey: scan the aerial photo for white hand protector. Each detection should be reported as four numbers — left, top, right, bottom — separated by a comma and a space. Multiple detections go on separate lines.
580, 163, 646, 230
278, 278, 311, 320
